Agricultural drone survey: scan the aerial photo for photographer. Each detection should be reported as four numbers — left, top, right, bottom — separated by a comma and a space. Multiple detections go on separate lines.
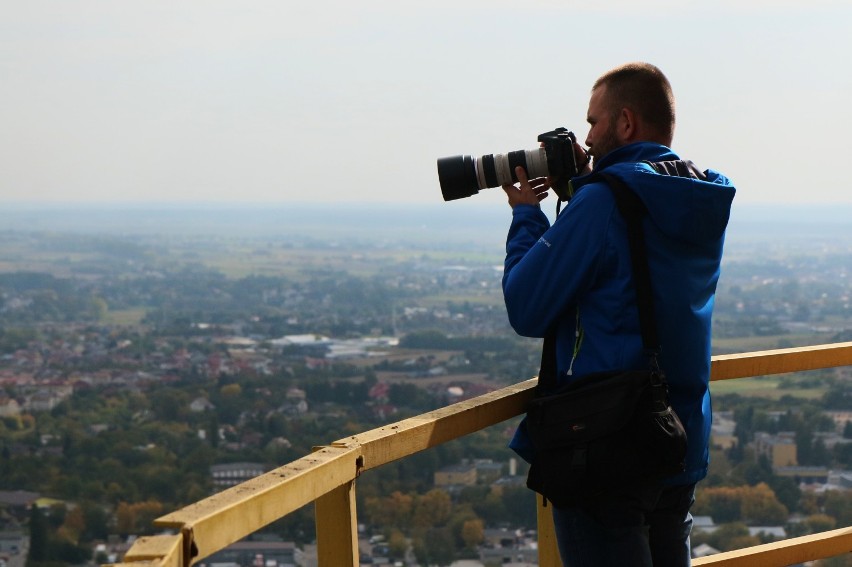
502, 63, 736, 566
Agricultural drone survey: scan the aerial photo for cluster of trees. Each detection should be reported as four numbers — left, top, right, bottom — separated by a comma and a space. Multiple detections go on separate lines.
691, 486, 852, 556
3, 359, 531, 557
26, 503, 94, 566
361, 485, 536, 564
695, 483, 789, 524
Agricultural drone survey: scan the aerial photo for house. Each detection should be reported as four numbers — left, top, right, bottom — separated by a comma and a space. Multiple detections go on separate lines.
24, 390, 62, 412
285, 387, 306, 402
0, 491, 39, 521
692, 516, 717, 534
749, 526, 787, 539
189, 397, 215, 413
210, 462, 268, 490
710, 411, 736, 450
0, 397, 20, 418
693, 543, 720, 558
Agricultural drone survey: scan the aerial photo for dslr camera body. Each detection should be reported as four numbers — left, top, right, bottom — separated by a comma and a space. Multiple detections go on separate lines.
437, 127, 581, 202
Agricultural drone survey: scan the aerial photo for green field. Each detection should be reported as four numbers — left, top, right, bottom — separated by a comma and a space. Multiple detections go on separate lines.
712, 334, 836, 354
103, 308, 148, 326
709, 375, 827, 400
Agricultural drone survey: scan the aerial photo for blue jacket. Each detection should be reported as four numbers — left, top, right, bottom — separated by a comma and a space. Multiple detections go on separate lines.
505, 141, 736, 486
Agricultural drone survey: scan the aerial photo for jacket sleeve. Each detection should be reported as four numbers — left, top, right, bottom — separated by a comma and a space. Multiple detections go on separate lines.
502, 185, 614, 337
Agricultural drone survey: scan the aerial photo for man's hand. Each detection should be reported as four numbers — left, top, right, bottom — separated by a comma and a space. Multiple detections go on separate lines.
574, 142, 592, 176
502, 166, 550, 208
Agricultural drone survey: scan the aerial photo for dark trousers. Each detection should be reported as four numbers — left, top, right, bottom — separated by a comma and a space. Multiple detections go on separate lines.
552, 483, 696, 567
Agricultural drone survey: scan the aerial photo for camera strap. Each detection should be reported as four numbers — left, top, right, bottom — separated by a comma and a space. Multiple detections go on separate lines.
539, 171, 659, 391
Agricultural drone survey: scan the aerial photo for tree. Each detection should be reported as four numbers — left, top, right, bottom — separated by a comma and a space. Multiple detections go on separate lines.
706, 522, 761, 553
81, 501, 110, 541
413, 527, 455, 566
364, 491, 414, 531
822, 491, 852, 526
695, 486, 741, 523
694, 483, 788, 525
741, 483, 788, 525
805, 513, 836, 534
461, 518, 484, 550
767, 475, 801, 514
57, 506, 86, 544
413, 489, 452, 528
387, 529, 408, 559
27, 504, 48, 563
115, 500, 164, 536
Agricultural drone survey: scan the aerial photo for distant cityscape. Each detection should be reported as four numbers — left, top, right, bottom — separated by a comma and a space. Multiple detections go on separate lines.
0, 204, 850, 566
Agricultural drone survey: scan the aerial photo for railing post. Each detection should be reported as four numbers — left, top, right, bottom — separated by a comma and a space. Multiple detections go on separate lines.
315, 480, 359, 566
537, 495, 561, 566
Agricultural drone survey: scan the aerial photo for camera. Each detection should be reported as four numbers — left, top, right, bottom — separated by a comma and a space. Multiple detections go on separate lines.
437, 128, 580, 202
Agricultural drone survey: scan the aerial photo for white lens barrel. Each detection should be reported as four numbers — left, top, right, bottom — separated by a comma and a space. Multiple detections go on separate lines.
525, 148, 549, 178
472, 147, 551, 190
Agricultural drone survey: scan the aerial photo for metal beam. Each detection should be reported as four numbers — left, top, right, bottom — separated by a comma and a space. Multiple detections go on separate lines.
693, 526, 852, 566
341, 378, 536, 471
154, 445, 359, 565
711, 341, 852, 381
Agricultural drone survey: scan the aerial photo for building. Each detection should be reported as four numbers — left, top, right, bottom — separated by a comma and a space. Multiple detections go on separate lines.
189, 397, 215, 413
0, 529, 26, 555
775, 466, 830, 485
0, 397, 21, 418
749, 526, 787, 539
210, 462, 268, 490
754, 432, 797, 468
204, 539, 296, 566
434, 463, 477, 488
0, 491, 39, 522
710, 410, 736, 450
692, 516, 718, 534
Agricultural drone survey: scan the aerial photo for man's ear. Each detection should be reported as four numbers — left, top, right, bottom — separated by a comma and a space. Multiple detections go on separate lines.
616, 107, 638, 144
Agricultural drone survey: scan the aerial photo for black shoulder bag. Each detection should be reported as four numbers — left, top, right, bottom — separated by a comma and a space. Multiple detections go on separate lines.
525, 173, 688, 508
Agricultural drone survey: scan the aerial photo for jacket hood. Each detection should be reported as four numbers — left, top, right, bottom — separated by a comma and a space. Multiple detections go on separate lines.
572, 142, 736, 245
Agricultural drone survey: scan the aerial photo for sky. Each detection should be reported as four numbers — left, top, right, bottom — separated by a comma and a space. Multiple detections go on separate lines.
2, 1, 851, 206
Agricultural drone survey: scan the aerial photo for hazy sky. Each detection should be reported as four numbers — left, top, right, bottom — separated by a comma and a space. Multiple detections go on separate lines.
2, 1, 851, 205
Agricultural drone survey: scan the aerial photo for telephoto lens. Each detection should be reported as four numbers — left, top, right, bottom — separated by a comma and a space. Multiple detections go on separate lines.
437, 148, 550, 202
437, 128, 577, 202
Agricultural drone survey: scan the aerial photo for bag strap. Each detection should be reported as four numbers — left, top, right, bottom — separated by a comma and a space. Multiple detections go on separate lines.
537, 172, 659, 391
599, 173, 660, 355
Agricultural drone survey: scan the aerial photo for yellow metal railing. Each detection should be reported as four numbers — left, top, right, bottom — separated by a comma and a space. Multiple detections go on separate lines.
114, 342, 852, 567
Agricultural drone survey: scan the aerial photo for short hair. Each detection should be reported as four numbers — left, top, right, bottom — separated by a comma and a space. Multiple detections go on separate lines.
593, 62, 675, 142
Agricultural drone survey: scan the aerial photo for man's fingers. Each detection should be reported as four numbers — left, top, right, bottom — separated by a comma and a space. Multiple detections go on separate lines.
529, 177, 550, 190
515, 166, 529, 186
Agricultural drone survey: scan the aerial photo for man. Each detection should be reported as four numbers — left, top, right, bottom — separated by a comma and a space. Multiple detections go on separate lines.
501, 63, 736, 566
